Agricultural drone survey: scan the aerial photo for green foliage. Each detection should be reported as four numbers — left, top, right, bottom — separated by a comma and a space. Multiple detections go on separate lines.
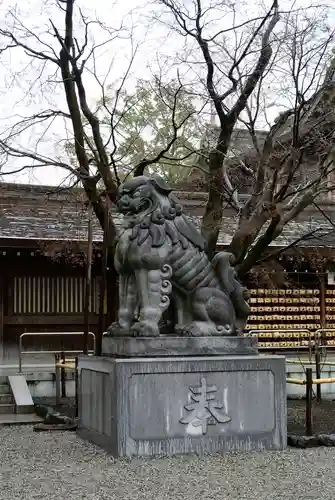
101, 79, 203, 184
63, 78, 204, 185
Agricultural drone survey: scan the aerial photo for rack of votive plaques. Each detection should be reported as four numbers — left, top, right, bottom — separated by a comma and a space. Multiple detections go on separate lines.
322, 287, 335, 346
245, 288, 320, 349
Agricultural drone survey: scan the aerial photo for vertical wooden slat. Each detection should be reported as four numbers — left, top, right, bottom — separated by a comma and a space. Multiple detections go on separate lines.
70, 277, 74, 313
80, 276, 84, 313
72, 277, 75, 313
46, 277, 50, 313
36, 277, 39, 313
19, 277, 22, 313
53, 275, 58, 314
49, 277, 52, 313
17, 277, 20, 314
64, 276, 67, 313
21, 276, 24, 313
67, 277, 70, 313
40, 276, 44, 314
74, 277, 77, 312
31, 276, 34, 313
57, 277, 61, 313
23, 276, 25, 313
36, 276, 39, 313
75, 277, 79, 312
29, 276, 32, 313
20, 277, 22, 313
34, 276, 37, 313
34, 276, 38, 313
61, 276, 64, 313
56, 276, 59, 313
24, 276, 27, 314
13, 277, 17, 314
71, 277, 74, 313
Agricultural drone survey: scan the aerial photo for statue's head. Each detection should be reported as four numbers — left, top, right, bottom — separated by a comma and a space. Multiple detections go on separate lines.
117, 175, 174, 216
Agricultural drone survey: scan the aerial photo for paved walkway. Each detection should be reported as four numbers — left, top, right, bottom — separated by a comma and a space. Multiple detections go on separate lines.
0, 426, 335, 500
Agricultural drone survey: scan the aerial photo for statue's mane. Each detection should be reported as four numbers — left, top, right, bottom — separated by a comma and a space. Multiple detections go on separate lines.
128, 190, 206, 251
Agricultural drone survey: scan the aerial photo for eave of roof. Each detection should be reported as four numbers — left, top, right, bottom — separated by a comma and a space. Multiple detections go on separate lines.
0, 181, 335, 249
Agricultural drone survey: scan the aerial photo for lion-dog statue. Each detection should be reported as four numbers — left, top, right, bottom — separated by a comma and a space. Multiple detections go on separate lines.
109, 175, 250, 337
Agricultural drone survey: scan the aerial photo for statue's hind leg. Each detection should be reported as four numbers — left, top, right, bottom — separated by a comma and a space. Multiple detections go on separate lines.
182, 288, 236, 336
173, 290, 192, 334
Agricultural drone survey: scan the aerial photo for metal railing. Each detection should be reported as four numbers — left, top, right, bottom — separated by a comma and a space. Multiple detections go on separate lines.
18, 331, 96, 373
315, 328, 335, 346
246, 328, 312, 338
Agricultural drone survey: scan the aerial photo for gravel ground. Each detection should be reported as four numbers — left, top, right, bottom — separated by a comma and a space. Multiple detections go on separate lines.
287, 399, 335, 435
0, 426, 335, 500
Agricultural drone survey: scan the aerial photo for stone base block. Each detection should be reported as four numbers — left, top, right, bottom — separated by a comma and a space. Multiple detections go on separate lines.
78, 355, 286, 457
101, 335, 258, 357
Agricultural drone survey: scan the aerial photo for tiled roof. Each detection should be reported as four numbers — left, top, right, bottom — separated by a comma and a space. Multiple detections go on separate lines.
0, 182, 334, 248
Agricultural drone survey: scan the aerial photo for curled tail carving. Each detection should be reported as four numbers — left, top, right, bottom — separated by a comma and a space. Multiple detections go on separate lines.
212, 252, 250, 332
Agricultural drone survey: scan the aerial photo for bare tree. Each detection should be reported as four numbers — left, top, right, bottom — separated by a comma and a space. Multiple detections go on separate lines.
157, 0, 282, 255
156, 0, 335, 276
0, 0, 197, 245
0, 0, 334, 281
228, 11, 335, 277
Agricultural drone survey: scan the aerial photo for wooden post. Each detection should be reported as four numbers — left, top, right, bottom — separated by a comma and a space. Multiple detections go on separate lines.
305, 368, 313, 436
61, 350, 66, 398
55, 354, 61, 406
97, 198, 109, 356
315, 344, 321, 401
75, 357, 79, 419
83, 203, 93, 355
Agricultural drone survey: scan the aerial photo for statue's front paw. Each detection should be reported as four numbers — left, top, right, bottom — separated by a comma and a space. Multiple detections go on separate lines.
106, 322, 131, 337
131, 322, 160, 337
182, 324, 203, 337
174, 324, 189, 336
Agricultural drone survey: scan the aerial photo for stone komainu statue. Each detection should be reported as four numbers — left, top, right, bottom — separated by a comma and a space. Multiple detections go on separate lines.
110, 175, 250, 337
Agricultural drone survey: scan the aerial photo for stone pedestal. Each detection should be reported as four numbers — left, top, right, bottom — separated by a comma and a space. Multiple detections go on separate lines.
101, 334, 259, 357
78, 337, 287, 457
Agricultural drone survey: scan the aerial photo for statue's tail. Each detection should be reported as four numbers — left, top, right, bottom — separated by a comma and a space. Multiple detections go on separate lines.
212, 252, 250, 333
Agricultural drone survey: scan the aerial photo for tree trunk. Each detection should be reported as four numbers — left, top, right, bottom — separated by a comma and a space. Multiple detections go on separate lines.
201, 128, 233, 257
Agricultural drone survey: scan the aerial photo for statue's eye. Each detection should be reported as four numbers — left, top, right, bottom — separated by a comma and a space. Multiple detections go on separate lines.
133, 191, 141, 198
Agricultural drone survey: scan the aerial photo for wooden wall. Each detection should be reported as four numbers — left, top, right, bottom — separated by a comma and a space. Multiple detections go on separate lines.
0, 248, 116, 356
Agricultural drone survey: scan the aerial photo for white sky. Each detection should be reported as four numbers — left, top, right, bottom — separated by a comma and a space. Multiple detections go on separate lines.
0, 0, 333, 186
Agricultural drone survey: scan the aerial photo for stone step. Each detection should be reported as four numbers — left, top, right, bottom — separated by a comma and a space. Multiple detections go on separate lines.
0, 393, 14, 405
0, 404, 15, 414
0, 413, 43, 425
0, 384, 10, 395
